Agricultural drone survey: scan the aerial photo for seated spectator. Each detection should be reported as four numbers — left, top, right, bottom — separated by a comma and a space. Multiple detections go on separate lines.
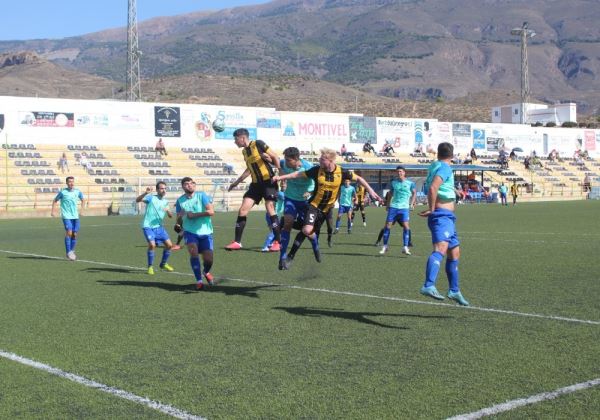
451, 153, 462, 164
363, 141, 375, 154
510, 150, 517, 161
426, 143, 436, 156
79, 152, 92, 171
224, 163, 234, 175
524, 156, 531, 170
415, 143, 423, 154
470, 148, 478, 162
583, 174, 591, 193
340, 144, 348, 157
58, 152, 69, 173
155, 138, 168, 156
382, 143, 395, 155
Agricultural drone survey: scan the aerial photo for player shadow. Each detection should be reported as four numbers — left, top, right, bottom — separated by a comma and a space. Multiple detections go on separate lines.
273, 306, 452, 329
321, 250, 393, 258
8, 255, 64, 262
97, 279, 279, 298
83, 267, 141, 274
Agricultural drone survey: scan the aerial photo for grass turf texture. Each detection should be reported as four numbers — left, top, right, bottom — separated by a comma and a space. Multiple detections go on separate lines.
1, 200, 599, 419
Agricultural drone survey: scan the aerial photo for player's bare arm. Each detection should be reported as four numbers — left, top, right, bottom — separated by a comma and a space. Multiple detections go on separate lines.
228, 168, 251, 191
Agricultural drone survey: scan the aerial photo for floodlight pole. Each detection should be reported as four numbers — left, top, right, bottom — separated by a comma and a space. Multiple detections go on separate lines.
511, 22, 535, 124
127, 0, 142, 101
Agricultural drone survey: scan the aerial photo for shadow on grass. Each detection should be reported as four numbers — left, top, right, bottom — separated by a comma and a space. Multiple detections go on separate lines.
8, 255, 64, 262
97, 279, 280, 298
273, 306, 452, 329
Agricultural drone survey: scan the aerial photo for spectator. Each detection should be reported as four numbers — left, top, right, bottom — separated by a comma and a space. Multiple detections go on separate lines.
524, 156, 531, 170
510, 150, 517, 161
382, 143, 395, 155
426, 143, 436, 156
340, 144, 348, 157
155, 138, 168, 156
79, 152, 92, 172
451, 153, 462, 164
469, 148, 477, 162
583, 174, 591, 195
363, 141, 375, 154
224, 163, 234, 175
58, 152, 69, 173
415, 143, 423, 154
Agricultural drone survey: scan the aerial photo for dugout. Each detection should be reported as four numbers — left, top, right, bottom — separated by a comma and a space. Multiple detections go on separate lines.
340, 163, 503, 196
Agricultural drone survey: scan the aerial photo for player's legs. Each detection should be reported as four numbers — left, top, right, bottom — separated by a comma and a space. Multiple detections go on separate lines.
445, 245, 468, 305
198, 234, 214, 285
264, 199, 281, 246
334, 209, 342, 233
400, 220, 411, 254
347, 209, 353, 233
228, 196, 256, 248
159, 232, 174, 271
325, 210, 334, 247
185, 233, 204, 289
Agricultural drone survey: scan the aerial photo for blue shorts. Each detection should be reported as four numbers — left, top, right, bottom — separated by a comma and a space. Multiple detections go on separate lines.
62, 219, 80, 233
338, 205, 352, 214
428, 208, 460, 249
500, 192, 507, 199
284, 198, 308, 221
386, 208, 410, 224
143, 227, 170, 245
183, 232, 214, 252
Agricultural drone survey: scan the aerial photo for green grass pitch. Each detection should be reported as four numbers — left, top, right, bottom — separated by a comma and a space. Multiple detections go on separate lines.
1, 200, 599, 419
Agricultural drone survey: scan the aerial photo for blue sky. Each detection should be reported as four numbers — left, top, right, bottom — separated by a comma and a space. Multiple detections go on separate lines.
1, 0, 271, 41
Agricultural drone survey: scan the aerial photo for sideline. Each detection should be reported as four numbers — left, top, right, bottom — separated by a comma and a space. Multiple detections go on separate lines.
0, 350, 205, 420
447, 377, 600, 419
1, 249, 599, 326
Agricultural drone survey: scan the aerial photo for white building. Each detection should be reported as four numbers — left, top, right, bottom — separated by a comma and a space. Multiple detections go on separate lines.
491, 102, 577, 125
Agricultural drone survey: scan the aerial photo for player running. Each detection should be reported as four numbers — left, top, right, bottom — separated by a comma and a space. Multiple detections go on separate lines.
419, 143, 469, 306
51, 176, 85, 261
135, 182, 175, 275
379, 166, 416, 256
351, 181, 368, 227
334, 179, 356, 234
175, 177, 215, 290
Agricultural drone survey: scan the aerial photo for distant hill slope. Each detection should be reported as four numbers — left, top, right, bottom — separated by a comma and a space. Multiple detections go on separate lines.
0, 0, 598, 114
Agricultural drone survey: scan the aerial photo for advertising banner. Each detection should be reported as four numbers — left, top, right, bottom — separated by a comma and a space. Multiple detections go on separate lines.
376, 118, 413, 151
155, 106, 181, 137
281, 112, 349, 144
256, 110, 282, 144
76, 113, 109, 128
349, 116, 377, 144
584, 130, 596, 151
19, 111, 74, 127
472, 128, 486, 149
212, 107, 257, 140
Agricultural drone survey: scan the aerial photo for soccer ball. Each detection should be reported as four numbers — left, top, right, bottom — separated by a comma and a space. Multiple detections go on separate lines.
212, 119, 225, 133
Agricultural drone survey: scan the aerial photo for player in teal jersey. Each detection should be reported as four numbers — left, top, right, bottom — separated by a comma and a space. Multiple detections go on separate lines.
418, 142, 469, 306
136, 182, 175, 275
277, 147, 316, 268
51, 176, 85, 261
379, 166, 416, 255
262, 189, 286, 251
175, 177, 215, 290
335, 179, 356, 234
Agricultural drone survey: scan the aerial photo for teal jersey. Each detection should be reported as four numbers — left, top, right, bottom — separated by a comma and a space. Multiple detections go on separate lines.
280, 158, 315, 201
54, 188, 84, 219
390, 178, 416, 209
339, 184, 356, 207
499, 185, 508, 194
175, 192, 213, 236
142, 195, 169, 228
425, 160, 455, 201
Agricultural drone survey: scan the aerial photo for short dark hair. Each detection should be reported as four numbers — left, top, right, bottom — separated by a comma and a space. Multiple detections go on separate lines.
283, 147, 300, 159
156, 181, 166, 190
396, 165, 406, 171
181, 177, 193, 186
66, 176, 74, 183
233, 128, 249, 138
437, 142, 454, 159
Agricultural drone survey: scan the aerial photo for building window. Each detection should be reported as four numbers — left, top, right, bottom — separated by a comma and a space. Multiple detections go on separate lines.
514, 109, 519, 115
494, 110, 499, 117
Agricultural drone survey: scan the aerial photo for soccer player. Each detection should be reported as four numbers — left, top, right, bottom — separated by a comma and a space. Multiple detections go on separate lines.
135, 182, 175, 275
175, 177, 215, 290
51, 176, 85, 261
351, 181, 368, 227
335, 179, 356, 234
226, 128, 281, 251
272, 148, 382, 269
380, 166, 416, 255
498, 182, 508, 206
276, 147, 315, 268
510, 181, 520, 205
419, 142, 469, 306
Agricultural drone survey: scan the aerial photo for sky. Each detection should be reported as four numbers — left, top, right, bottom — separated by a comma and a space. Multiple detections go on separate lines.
0, 0, 271, 41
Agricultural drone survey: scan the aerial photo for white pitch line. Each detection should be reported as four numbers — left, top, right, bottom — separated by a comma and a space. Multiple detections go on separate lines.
0, 350, 205, 420
1, 249, 599, 326
447, 377, 600, 419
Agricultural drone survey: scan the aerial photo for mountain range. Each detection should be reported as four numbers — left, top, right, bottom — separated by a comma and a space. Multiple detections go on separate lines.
0, 0, 598, 117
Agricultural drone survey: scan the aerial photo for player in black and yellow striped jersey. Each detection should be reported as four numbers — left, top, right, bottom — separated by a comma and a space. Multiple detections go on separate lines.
226, 128, 281, 250
351, 180, 368, 227
272, 148, 383, 269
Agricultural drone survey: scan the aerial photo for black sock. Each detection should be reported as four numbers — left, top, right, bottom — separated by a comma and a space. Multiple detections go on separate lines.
269, 214, 281, 242
288, 232, 306, 259
377, 228, 384, 243
234, 216, 247, 243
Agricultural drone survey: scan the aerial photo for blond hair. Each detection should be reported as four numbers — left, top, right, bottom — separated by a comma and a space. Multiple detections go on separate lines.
320, 148, 338, 161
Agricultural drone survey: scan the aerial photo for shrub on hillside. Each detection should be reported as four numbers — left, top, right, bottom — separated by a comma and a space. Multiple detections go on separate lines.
562, 121, 578, 128
546, 122, 556, 127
